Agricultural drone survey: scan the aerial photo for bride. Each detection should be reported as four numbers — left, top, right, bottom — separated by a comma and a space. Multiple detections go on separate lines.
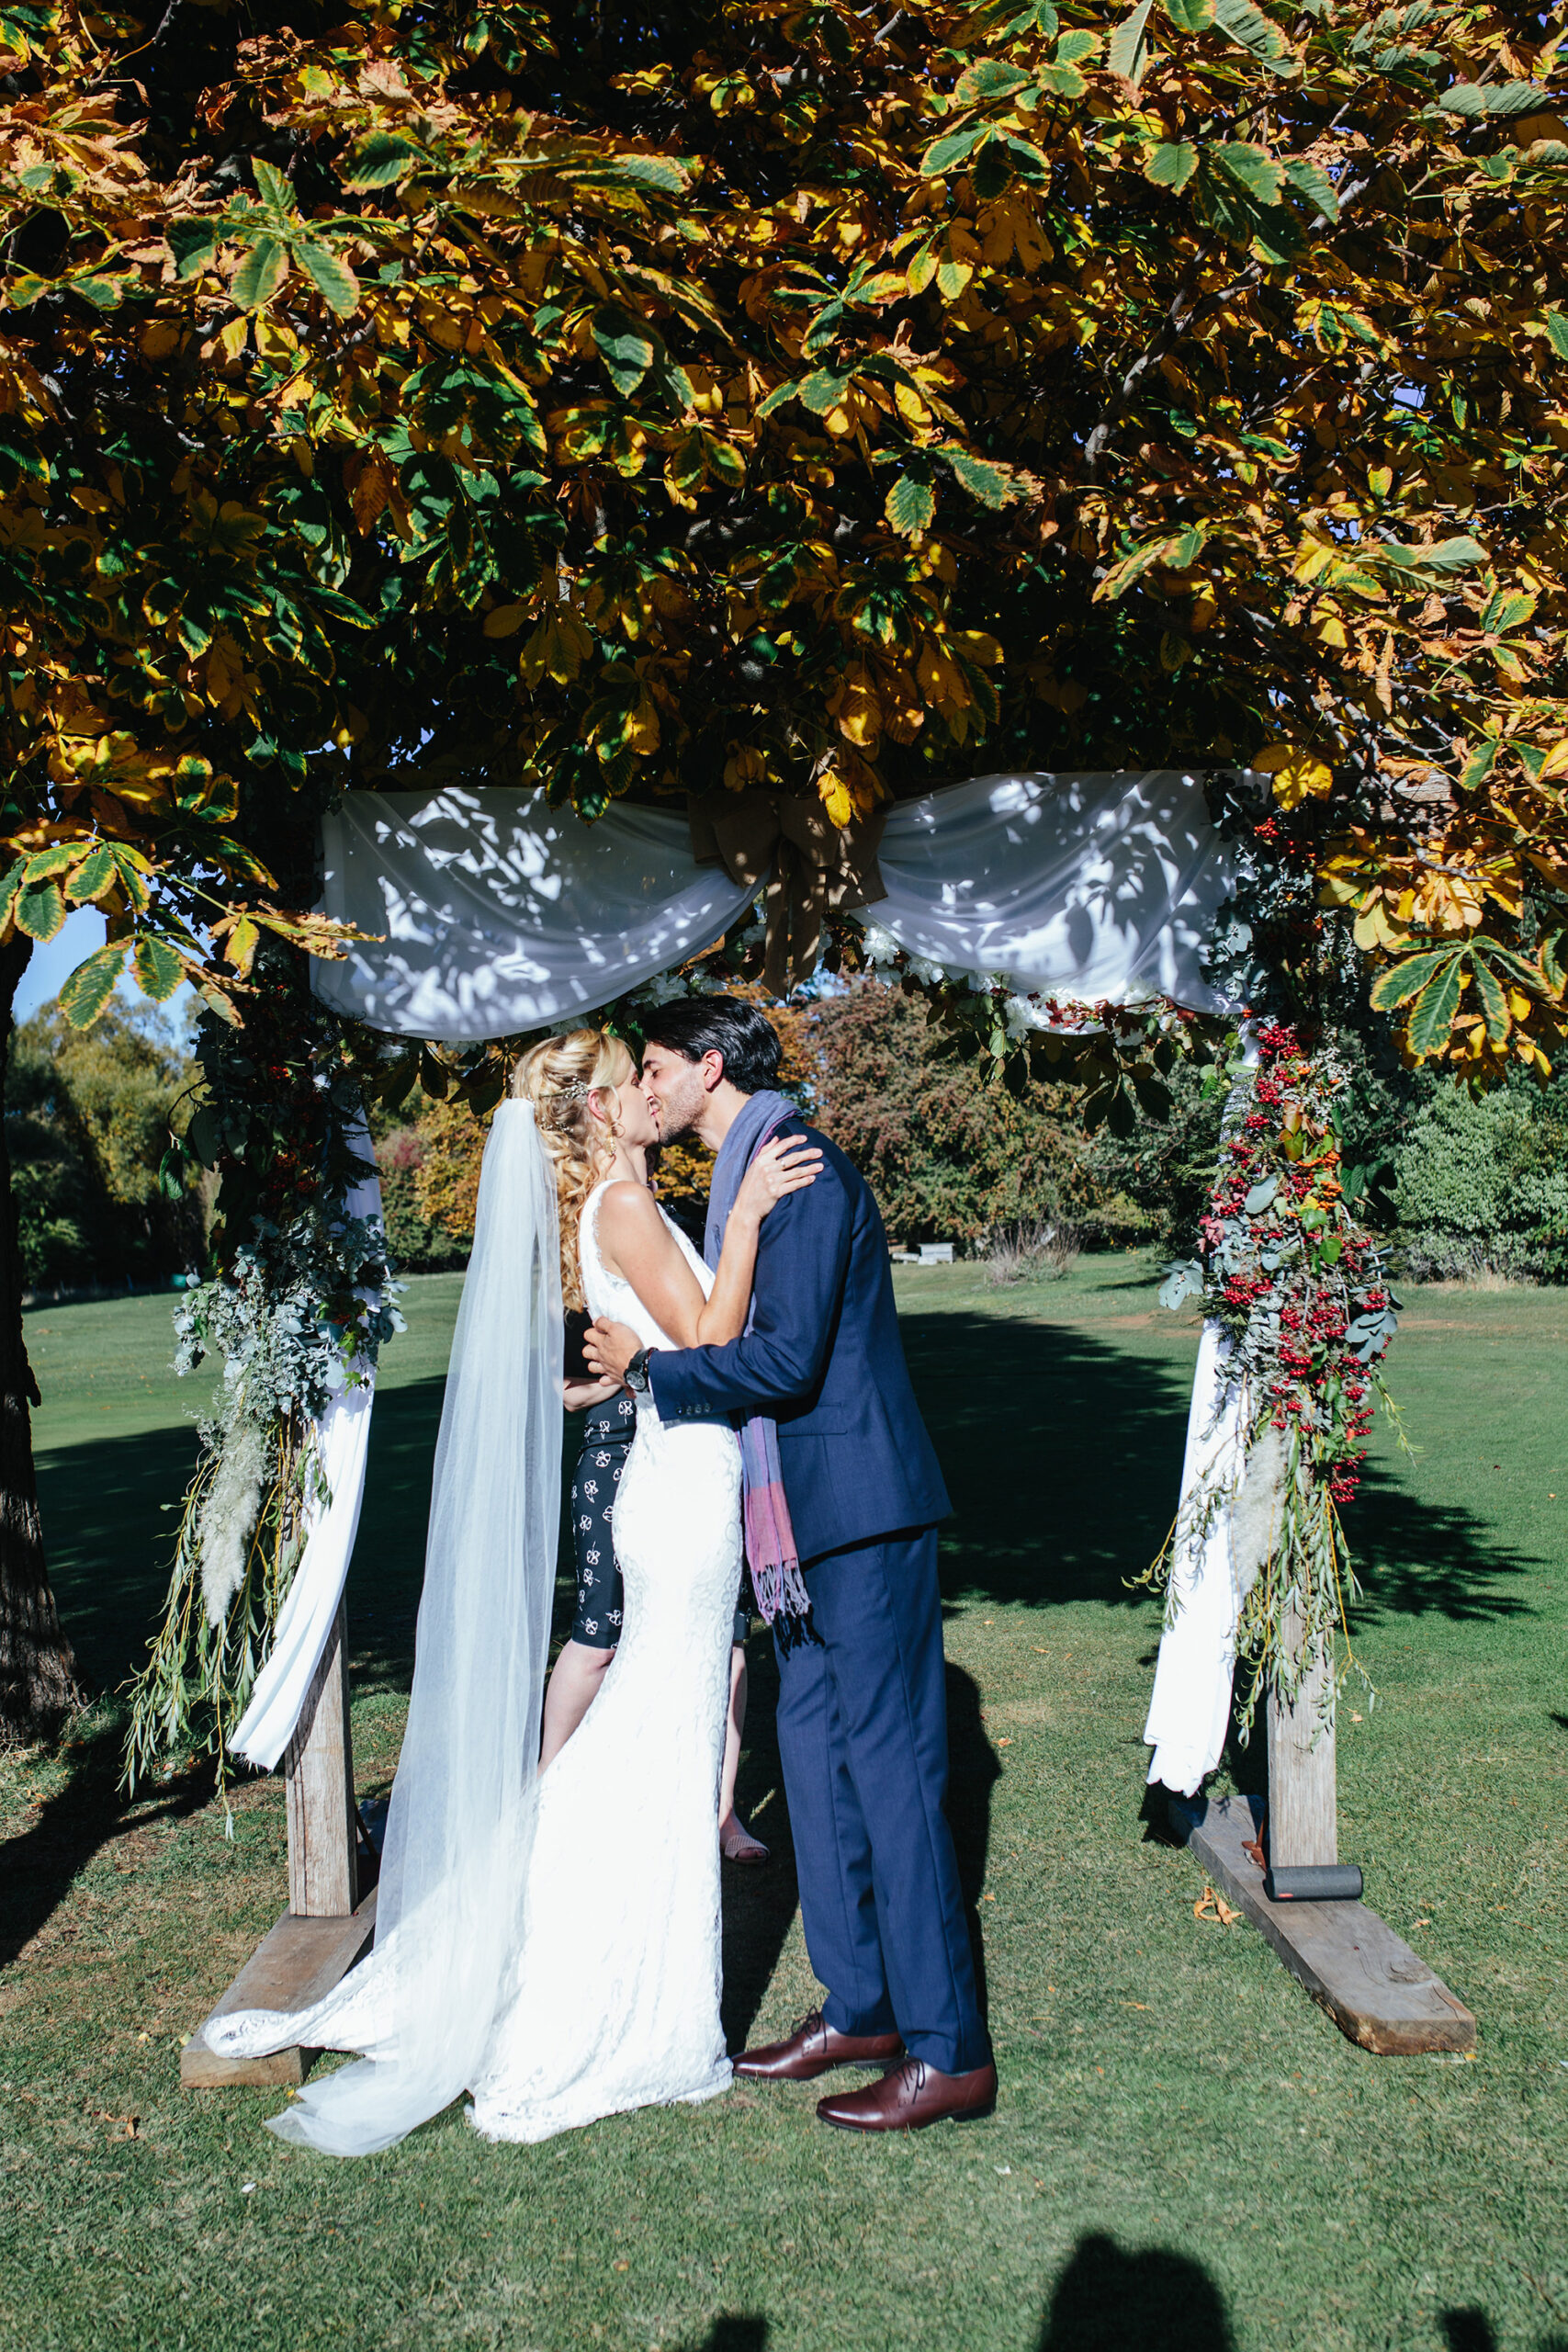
204, 1027, 817, 2154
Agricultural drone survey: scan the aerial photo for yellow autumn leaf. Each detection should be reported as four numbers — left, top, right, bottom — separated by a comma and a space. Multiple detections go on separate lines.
1253, 743, 1334, 808
483, 602, 532, 638
819, 767, 855, 828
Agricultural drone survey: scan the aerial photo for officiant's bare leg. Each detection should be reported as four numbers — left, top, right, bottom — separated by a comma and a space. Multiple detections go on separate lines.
720, 1644, 768, 1862
539, 1638, 615, 1769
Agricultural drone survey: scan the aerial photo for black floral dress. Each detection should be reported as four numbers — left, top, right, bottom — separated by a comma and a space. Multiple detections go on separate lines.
569, 1390, 749, 1652
570, 1392, 637, 1649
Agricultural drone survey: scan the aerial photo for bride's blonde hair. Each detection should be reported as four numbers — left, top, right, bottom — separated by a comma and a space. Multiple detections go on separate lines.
512, 1028, 636, 1310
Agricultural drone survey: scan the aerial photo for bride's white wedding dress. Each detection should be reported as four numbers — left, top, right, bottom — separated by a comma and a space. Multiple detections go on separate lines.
468, 1182, 739, 2140
204, 1158, 739, 2150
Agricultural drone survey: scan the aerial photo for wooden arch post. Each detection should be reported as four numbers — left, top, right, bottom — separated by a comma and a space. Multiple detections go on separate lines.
182, 1598, 377, 2088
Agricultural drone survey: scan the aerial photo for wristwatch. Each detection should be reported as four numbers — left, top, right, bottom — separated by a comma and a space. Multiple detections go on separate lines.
624, 1346, 652, 1397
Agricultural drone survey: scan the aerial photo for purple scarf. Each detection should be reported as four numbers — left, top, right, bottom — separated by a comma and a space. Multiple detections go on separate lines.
705, 1091, 812, 1627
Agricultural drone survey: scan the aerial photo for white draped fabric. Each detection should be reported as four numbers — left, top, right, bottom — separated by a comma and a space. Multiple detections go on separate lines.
1141, 1323, 1248, 1796
230, 1136, 383, 1773
310, 770, 1237, 1040
864, 770, 1232, 1014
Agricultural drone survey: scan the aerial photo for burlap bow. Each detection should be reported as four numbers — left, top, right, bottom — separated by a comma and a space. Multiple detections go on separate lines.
688, 789, 888, 996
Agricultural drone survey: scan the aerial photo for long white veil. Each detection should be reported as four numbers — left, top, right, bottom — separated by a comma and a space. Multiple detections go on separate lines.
207, 1099, 563, 2155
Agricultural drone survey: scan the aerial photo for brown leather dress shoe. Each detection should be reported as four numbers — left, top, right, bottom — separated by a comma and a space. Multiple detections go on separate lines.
817, 2055, 998, 2131
734, 2008, 904, 2083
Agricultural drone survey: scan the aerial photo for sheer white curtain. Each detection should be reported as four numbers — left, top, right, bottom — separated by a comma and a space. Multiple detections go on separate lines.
205, 1102, 564, 2154
310, 771, 1239, 1039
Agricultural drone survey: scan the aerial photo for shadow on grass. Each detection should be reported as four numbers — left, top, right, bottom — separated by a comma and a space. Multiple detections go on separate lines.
718, 1646, 998, 2053
678, 2321, 767, 2352
0, 1707, 213, 1973
1350, 1458, 1537, 1627
1036, 2233, 1235, 2351
1440, 2313, 1568, 2352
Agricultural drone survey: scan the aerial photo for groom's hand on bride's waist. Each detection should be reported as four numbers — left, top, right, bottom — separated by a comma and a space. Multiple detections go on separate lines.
584, 1317, 642, 1382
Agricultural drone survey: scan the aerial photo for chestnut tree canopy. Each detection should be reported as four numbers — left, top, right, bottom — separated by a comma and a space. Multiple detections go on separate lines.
0, 0, 1564, 1075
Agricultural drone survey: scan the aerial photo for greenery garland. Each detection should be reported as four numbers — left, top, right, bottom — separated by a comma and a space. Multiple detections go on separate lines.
122, 951, 402, 1804
1152, 1021, 1402, 1736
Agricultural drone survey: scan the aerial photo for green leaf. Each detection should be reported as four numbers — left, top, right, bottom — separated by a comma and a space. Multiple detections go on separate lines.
1381, 533, 1487, 573
592, 303, 656, 395
1108, 0, 1154, 85
15, 876, 64, 942
231, 236, 289, 311
953, 58, 1033, 103
250, 158, 295, 220
58, 940, 130, 1028
1437, 82, 1486, 118
920, 126, 989, 177
1055, 28, 1099, 62
943, 447, 1021, 507
1472, 939, 1546, 993
1213, 0, 1293, 72
1406, 956, 1465, 1058
341, 130, 426, 190
65, 842, 117, 903
133, 933, 186, 1003
1213, 141, 1285, 204
1163, 0, 1214, 24
1483, 81, 1547, 118
167, 220, 224, 279
1541, 929, 1567, 996
1283, 156, 1338, 221
297, 241, 359, 318
1145, 141, 1198, 191
1459, 739, 1500, 794
108, 844, 152, 916
1544, 311, 1568, 362
1368, 947, 1460, 1012
23, 842, 76, 882
886, 474, 937, 538
0, 856, 23, 928
1470, 953, 1510, 1045
607, 154, 687, 196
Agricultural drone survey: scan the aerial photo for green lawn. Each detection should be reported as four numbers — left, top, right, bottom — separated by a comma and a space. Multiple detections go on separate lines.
1, 1261, 1564, 2352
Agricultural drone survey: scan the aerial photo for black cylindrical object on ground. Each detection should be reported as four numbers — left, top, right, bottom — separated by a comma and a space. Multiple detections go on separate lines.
1265, 1863, 1363, 1903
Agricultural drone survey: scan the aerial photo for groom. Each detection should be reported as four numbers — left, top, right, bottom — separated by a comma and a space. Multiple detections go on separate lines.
584, 997, 995, 2131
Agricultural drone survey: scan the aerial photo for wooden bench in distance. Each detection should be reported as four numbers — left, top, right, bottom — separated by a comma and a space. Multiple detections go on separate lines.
1169, 1792, 1476, 2057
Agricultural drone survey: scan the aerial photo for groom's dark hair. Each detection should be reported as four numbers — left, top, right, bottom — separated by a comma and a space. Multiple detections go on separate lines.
639, 996, 782, 1096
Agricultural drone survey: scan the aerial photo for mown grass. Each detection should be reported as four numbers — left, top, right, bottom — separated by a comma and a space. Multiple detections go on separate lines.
1, 1260, 1564, 2352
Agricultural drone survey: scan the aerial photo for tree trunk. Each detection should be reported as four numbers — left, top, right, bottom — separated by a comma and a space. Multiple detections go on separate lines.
0, 931, 81, 1741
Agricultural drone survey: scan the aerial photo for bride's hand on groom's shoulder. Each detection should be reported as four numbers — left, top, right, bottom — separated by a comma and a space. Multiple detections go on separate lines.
733, 1138, 823, 1227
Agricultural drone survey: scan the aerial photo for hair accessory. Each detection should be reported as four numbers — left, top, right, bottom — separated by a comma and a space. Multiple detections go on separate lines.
536, 1076, 592, 1130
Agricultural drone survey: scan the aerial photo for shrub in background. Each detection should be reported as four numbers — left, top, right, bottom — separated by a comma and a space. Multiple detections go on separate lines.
1391, 1080, 1568, 1283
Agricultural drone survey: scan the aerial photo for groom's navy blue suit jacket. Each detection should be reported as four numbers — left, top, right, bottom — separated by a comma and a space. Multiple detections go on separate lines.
648, 1116, 950, 1565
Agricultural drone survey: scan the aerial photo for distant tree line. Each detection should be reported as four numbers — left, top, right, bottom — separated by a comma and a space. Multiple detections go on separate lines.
6, 1005, 208, 1297
20, 982, 1567, 1295
375, 982, 1568, 1286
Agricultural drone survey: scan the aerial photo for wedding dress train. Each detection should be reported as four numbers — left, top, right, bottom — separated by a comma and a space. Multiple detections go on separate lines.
204, 1143, 739, 2151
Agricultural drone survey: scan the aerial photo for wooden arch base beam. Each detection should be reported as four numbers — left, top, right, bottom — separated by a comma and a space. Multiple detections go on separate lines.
182, 1600, 377, 2089
1168, 1790, 1476, 2057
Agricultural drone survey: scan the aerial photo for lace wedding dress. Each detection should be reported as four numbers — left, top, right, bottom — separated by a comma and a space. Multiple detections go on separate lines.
468, 1181, 739, 2140
204, 1151, 739, 2152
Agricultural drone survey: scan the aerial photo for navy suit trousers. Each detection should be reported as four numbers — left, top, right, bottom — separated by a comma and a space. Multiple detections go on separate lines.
773, 1526, 990, 2078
